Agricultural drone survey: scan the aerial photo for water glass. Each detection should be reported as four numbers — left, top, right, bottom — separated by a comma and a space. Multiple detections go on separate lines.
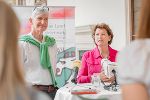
91, 73, 100, 87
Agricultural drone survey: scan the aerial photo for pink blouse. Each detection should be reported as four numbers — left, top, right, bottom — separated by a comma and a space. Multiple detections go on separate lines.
77, 46, 118, 83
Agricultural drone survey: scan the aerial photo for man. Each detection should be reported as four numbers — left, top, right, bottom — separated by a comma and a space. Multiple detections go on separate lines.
19, 6, 57, 99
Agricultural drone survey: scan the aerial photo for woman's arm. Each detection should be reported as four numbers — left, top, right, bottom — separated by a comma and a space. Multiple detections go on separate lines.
77, 53, 91, 83
121, 83, 149, 100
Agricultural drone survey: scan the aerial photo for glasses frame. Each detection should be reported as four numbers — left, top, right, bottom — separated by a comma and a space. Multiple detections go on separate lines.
33, 6, 49, 12
101, 80, 118, 91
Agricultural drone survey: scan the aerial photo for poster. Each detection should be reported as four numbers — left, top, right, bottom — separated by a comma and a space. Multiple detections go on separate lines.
13, 6, 75, 87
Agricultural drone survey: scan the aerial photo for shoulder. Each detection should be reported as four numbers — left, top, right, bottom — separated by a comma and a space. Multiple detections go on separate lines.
118, 39, 150, 65
118, 39, 150, 59
19, 34, 31, 39
44, 35, 56, 41
19, 34, 31, 44
117, 39, 150, 84
109, 46, 118, 55
117, 40, 143, 63
82, 48, 96, 58
44, 35, 56, 47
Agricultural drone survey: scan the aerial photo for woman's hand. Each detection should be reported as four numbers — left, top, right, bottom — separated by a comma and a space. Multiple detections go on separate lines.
100, 71, 115, 83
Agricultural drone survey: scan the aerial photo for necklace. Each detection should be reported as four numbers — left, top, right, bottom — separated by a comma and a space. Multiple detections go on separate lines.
100, 51, 109, 59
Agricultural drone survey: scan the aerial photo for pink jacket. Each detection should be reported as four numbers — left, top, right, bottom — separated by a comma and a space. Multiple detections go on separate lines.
77, 46, 118, 83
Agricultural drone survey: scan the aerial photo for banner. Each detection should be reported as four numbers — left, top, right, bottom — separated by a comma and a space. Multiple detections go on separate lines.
13, 6, 75, 88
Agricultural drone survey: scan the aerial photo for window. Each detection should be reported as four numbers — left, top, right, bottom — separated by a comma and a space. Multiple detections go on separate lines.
78, 50, 88, 60
129, 0, 141, 40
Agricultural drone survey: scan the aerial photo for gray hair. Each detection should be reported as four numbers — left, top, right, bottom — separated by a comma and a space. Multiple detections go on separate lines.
31, 6, 49, 18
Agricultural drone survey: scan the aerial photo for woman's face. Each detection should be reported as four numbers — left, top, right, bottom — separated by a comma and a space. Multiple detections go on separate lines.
30, 13, 48, 33
94, 28, 111, 46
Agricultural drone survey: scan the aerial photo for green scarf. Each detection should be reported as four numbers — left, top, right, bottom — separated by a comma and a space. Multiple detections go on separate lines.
20, 35, 57, 87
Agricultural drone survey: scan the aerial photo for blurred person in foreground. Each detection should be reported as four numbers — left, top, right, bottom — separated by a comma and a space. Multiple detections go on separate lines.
0, 1, 50, 100
77, 23, 118, 83
117, 0, 150, 99
19, 5, 58, 99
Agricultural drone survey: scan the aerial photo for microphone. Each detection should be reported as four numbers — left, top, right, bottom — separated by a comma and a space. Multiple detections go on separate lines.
111, 69, 118, 91
112, 69, 117, 85
71, 67, 79, 84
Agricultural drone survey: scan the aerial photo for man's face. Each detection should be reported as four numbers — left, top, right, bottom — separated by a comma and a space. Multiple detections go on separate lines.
30, 13, 48, 32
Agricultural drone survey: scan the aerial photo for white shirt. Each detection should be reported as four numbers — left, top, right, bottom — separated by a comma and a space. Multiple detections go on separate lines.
19, 33, 57, 85
117, 39, 150, 95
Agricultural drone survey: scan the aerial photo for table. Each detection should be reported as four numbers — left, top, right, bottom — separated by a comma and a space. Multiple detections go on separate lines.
54, 83, 122, 100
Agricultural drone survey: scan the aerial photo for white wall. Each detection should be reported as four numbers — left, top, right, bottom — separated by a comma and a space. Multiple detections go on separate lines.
47, 0, 75, 6
48, 0, 127, 50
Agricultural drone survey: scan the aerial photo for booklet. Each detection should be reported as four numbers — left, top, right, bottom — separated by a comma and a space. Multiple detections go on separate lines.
71, 88, 98, 95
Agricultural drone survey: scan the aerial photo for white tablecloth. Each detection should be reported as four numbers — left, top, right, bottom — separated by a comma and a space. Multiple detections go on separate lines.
54, 83, 122, 100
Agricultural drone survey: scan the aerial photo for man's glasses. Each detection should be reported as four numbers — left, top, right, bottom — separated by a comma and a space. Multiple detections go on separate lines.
33, 6, 49, 12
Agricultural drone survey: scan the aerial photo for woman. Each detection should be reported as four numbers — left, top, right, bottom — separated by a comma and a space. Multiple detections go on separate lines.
117, 0, 150, 99
77, 23, 118, 83
0, 1, 50, 100
19, 5, 57, 99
